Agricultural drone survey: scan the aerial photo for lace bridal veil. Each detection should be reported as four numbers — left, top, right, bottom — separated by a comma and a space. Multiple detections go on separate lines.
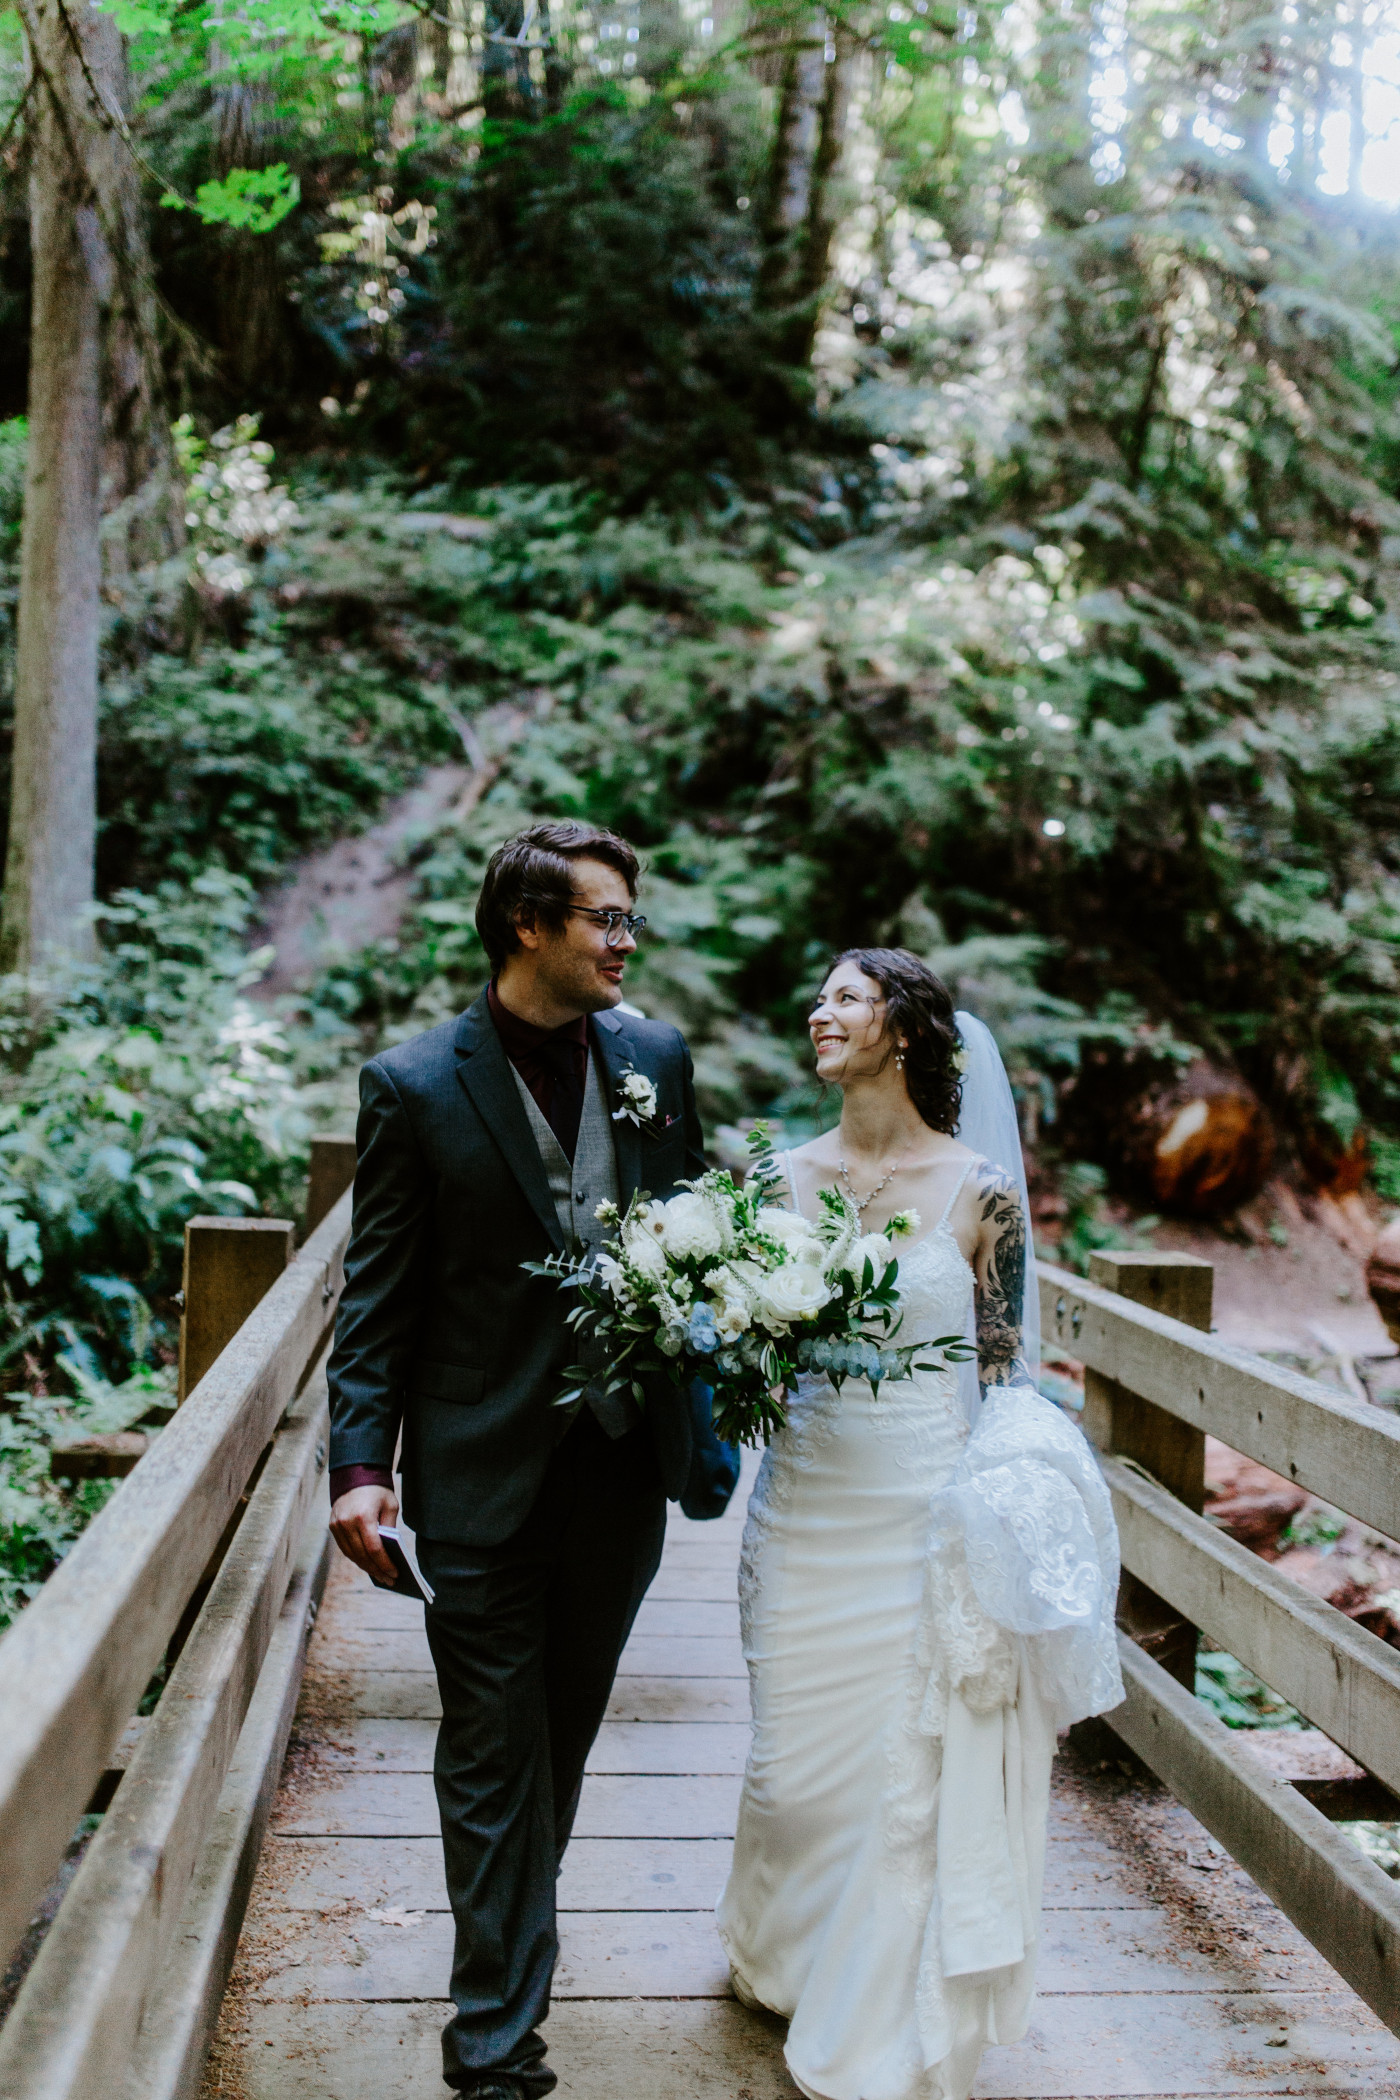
938, 1008, 1124, 1732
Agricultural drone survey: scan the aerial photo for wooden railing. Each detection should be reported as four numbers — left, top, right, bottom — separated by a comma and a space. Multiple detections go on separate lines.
2, 1178, 1398, 2094
1042, 1250, 1400, 2034
0, 1134, 357, 2100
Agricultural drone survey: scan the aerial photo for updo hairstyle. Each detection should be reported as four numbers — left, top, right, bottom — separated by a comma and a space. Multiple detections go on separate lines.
826, 947, 964, 1134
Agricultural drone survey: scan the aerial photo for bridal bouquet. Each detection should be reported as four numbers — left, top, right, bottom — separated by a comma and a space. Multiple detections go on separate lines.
526, 1127, 972, 1447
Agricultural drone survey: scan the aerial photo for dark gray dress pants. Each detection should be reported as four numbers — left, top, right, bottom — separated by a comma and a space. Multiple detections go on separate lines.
415, 1408, 666, 2095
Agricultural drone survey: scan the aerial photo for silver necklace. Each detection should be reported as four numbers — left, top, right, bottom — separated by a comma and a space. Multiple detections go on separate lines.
838, 1144, 911, 1219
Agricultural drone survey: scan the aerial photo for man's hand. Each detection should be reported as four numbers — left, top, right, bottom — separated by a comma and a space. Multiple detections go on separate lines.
330, 1482, 401, 1586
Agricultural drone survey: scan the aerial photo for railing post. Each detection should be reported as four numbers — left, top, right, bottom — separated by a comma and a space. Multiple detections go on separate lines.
178, 1217, 296, 1404
305, 1133, 357, 1237
1085, 1250, 1214, 1689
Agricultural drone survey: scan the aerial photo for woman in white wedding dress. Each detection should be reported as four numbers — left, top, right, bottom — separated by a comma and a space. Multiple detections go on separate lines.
717, 948, 1123, 2100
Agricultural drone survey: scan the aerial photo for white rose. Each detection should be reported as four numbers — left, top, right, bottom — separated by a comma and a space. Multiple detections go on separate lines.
841, 1233, 894, 1280
620, 1071, 658, 1116
660, 1191, 725, 1262
757, 1265, 832, 1328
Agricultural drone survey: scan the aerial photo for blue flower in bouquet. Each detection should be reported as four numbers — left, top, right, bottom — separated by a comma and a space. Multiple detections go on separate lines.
686, 1301, 721, 1355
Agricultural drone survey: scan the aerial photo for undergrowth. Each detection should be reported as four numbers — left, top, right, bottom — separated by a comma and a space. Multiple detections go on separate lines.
1, 456, 1399, 1617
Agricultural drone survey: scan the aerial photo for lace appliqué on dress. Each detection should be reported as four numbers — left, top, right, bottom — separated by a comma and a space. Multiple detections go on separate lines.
926, 1384, 1125, 1730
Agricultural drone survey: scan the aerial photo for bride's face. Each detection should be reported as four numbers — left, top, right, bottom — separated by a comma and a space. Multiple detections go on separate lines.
809, 964, 896, 1086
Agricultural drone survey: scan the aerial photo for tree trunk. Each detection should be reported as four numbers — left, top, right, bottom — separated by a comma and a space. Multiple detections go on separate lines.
4, 0, 126, 969
756, 9, 849, 367
210, 59, 290, 399
785, 23, 850, 365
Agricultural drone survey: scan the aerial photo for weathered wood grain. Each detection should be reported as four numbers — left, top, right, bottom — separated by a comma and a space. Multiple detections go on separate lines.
1038, 1260, 1400, 1537
124, 1514, 331, 2100
604, 1675, 752, 1722
270, 1768, 745, 1840
0, 1379, 330, 2100
1106, 1456, 1400, 1797
631, 1599, 741, 1638
179, 1218, 295, 1403
616, 1636, 747, 1678
233, 1991, 1400, 2100
1108, 1632, 1400, 2035
0, 1187, 350, 1969
314, 1717, 750, 1774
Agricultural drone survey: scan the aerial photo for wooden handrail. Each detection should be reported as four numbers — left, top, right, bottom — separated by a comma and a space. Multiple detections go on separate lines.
1103, 1454, 1400, 1795
1038, 1258, 1400, 1538
1039, 1252, 1400, 2034
1112, 1635, 1400, 2033
0, 1186, 351, 1972
0, 1378, 330, 2096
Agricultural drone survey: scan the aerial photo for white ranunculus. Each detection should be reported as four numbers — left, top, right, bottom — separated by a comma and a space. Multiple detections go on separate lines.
703, 1260, 746, 1302
841, 1233, 894, 1279
715, 1300, 752, 1341
659, 1191, 726, 1262
757, 1265, 832, 1328
621, 1224, 668, 1281
759, 1207, 826, 1267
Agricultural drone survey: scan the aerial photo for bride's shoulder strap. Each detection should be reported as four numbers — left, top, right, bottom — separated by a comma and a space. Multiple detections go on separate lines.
782, 1149, 803, 1216
936, 1153, 979, 1229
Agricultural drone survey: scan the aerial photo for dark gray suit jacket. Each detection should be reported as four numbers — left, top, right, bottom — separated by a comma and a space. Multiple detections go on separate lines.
326, 990, 707, 1545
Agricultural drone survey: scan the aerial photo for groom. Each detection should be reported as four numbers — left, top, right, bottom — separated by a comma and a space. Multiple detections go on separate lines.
326, 820, 706, 2098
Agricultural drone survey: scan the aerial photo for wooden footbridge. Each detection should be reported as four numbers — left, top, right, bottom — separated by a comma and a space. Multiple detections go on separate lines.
2, 1141, 1400, 2100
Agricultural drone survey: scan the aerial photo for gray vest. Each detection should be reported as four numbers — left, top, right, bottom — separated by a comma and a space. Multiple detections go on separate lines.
511, 1051, 640, 1439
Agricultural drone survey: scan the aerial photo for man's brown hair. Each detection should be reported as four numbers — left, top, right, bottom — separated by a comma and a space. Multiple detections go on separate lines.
475, 821, 641, 972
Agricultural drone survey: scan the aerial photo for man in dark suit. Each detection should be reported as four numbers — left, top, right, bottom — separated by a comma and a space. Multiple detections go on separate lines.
327, 820, 706, 2099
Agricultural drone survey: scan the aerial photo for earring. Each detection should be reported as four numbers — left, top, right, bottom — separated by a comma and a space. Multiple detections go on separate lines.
895, 1045, 906, 1070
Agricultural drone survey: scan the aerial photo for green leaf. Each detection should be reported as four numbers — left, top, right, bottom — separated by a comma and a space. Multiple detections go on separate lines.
164, 166, 300, 234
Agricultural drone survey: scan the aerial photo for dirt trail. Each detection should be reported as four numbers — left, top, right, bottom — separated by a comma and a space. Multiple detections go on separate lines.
247, 703, 525, 1002
1150, 1180, 1396, 1382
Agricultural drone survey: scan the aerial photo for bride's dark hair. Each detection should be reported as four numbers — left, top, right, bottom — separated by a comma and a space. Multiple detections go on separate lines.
826, 947, 963, 1134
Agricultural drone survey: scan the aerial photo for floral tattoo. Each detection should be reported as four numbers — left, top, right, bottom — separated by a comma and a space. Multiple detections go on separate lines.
973, 1162, 1029, 1396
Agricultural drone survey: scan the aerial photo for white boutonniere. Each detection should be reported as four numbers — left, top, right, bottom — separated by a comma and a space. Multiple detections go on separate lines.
613, 1065, 659, 1133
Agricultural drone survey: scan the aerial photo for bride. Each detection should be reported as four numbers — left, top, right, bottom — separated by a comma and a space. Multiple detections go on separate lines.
717, 947, 1123, 2100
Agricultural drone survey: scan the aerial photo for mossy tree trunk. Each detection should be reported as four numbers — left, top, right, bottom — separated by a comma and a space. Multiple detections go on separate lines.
756, 9, 851, 369
4, 0, 172, 970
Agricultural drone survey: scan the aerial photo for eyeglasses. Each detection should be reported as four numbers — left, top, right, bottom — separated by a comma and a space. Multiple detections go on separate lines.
568, 906, 648, 948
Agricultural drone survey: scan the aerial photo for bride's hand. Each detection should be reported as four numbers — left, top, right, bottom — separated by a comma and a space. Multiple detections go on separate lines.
331, 1482, 401, 1586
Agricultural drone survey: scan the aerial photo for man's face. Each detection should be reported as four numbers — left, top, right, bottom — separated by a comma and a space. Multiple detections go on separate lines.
527, 857, 638, 1014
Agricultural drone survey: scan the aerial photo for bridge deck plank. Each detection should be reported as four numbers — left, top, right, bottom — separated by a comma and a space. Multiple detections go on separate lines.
203, 1452, 1400, 2100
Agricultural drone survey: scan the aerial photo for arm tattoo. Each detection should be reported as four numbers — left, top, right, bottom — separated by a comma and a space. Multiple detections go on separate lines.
973, 1163, 1029, 1397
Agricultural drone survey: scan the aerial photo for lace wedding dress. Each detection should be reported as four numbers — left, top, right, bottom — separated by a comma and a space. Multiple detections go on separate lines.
716, 1159, 1123, 2100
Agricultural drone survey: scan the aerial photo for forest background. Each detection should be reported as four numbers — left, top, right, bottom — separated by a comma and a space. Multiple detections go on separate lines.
0, 0, 1399, 1626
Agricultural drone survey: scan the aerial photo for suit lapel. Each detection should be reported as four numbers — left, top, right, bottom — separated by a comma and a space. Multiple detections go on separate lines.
454, 992, 565, 1252
591, 1009, 647, 1207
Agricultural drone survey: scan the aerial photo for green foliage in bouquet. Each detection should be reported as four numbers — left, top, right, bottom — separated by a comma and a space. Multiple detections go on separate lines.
526, 1125, 972, 1448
